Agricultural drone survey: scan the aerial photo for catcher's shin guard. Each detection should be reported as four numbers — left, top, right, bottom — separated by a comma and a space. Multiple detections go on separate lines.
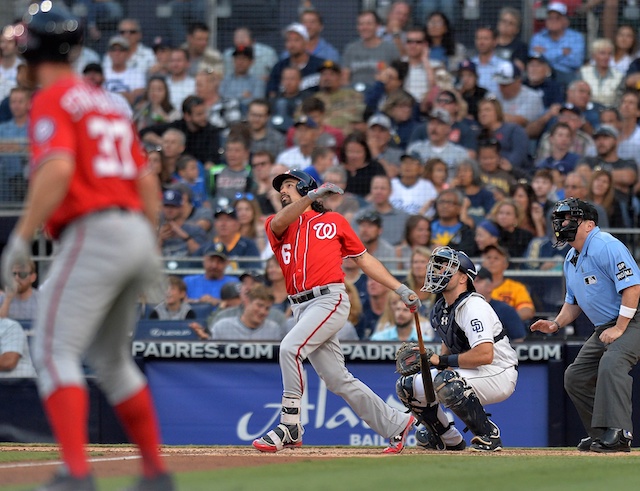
433, 369, 494, 438
396, 375, 451, 450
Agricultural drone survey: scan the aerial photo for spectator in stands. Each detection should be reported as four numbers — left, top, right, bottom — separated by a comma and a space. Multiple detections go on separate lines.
219, 46, 264, 117
453, 158, 495, 225
390, 153, 437, 215
268, 67, 306, 134
586, 167, 631, 228
0, 259, 38, 321
407, 108, 470, 170
356, 210, 397, 270
208, 134, 256, 204
380, 89, 420, 149
303, 146, 336, 185
364, 59, 410, 117
395, 214, 432, 270
563, 81, 602, 134
0, 86, 30, 203
370, 296, 433, 341
234, 196, 266, 255
474, 219, 500, 254
0, 63, 28, 123
103, 18, 155, 76
535, 103, 596, 162
495, 7, 529, 68
183, 22, 223, 77
531, 169, 557, 214
284, 96, 344, 154
223, 27, 278, 83
523, 54, 564, 110
321, 165, 361, 222
297, 8, 340, 62
247, 99, 285, 157
477, 138, 516, 196
529, 2, 585, 88
403, 27, 436, 105
402, 246, 436, 316
535, 122, 581, 182
141, 95, 221, 168
133, 76, 180, 132
356, 277, 391, 339
494, 60, 545, 131
471, 26, 502, 94
378, 1, 411, 50
315, 60, 365, 135
365, 114, 403, 177
474, 268, 526, 342
358, 174, 409, 246
489, 198, 534, 258
267, 23, 324, 98
616, 90, 640, 162
511, 181, 547, 238
175, 182, 213, 234
166, 48, 196, 114
183, 243, 237, 305
157, 188, 208, 257
102, 35, 145, 105
424, 11, 466, 72
341, 10, 400, 88
209, 284, 287, 341
0, 317, 37, 378
340, 130, 386, 198
0, 23, 20, 89
210, 205, 261, 270
480, 244, 535, 322
422, 158, 450, 206
176, 155, 207, 209
276, 115, 321, 170
158, 128, 186, 186
578, 39, 623, 107
147, 37, 172, 79
78, 0, 123, 53
430, 188, 476, 255
195, 67, 242, 131
457, 60, 487, 122
218, 281, 242, 311
477, 97, 530, 173
254, 155, 281, 216
557, 171, 609, 228
611, 24, 637, 76
264, 256, 291, 316
149, 276, 196, 320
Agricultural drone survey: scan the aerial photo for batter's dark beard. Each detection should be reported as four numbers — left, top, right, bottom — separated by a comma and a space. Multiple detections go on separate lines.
311, 201, 327, 213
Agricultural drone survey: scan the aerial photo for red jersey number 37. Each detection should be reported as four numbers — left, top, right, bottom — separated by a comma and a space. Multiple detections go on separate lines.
88, 116, 137, 179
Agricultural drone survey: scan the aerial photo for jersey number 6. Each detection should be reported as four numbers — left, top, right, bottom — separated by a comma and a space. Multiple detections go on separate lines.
281, 243, 292, 264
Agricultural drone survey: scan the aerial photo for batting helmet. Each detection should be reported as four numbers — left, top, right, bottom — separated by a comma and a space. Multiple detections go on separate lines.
15, 2, 82, 65
422, 246, 478, 294
551, 198, 598, 247
272, 170, 318, 197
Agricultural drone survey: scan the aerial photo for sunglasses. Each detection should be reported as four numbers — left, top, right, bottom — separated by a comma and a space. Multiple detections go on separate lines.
12, 271, 30, 279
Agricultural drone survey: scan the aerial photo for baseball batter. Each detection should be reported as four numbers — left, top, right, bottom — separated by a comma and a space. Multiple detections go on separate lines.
395, 247, 518, 452
252, 170, 420, 454
1, 4, 172, 491
531, 198, 640, 452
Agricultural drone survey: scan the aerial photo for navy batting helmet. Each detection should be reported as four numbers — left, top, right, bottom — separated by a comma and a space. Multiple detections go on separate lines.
422, 246, 478, 294
551, 198, 598, 247
15, 2, 82, 65
272, 169, 318, 197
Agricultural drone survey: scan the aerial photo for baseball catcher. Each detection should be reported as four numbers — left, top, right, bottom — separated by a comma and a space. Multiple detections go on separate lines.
394, 246, 519, 451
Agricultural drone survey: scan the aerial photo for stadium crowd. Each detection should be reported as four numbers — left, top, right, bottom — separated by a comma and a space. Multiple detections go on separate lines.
3, 0, 640, 365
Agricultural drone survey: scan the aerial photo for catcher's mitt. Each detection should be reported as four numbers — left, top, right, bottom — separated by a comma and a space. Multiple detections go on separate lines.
395, 342, 434, 376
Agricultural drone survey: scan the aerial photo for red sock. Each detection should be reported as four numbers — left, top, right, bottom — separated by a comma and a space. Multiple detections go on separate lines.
114, 385, 166, 477
43, 386, 90, 478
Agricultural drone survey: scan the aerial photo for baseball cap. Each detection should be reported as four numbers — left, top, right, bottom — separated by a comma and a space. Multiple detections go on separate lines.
367, 113, 392, 130
356, 209, 382, 227
429, 107, 453, 125
283, 22, 309, 41
293, 115, 318, 128
493, 60, 521, 85
239, 270, 266, 284
203, 242, 228, 260
214, 205, 237, 219
400, 151, 422, 163
481, 244, 510, 260
220, 282, 241, 300
475, 267, 493, 281
233, 45, 254, 59
593, 124, 619, 139
162, 188, 183, 207
477, 220, 500, 238
527, 53, 550, 65
82, 62, 103, 75
547, 2, 568, 15
108, 35, 130, 50
457, 59, 477, 75
318, 59, 341, 73
152, 36, 170, 52
559, 102, 582, 116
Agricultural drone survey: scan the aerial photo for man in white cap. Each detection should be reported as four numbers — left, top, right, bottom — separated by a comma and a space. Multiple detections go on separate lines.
406, 109, 468, 169
529, 2, 585, 88
494, 60, 544, 129
366, 113, 403, 176
266, 23, 325, 98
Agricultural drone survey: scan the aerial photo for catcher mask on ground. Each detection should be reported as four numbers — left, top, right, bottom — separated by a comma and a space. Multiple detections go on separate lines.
422, 246, 477, 294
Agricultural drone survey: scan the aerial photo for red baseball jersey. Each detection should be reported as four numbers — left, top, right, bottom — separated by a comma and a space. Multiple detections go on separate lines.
29, 75, 146, 238
266, 210, 366, 294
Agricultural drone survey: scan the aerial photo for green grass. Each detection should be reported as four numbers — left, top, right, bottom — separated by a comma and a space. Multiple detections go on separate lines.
3, 451, 640, 491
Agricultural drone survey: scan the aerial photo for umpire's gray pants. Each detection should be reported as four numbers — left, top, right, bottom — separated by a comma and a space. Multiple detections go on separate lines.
564, 315, 640, 436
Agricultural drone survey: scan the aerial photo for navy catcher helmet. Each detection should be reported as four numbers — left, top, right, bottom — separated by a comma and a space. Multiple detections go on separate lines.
422, 246, 478, 294
272, 169, 318, 197
15, 2, 82, 65
551, 198, 598, 247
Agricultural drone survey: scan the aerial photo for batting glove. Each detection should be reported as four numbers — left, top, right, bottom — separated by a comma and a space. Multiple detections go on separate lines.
307, 183, 344, 201
1, 234, 31, 293
395, 284, 421, 312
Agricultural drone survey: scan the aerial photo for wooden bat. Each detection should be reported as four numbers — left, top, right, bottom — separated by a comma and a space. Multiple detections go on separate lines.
414, 311, 436, 404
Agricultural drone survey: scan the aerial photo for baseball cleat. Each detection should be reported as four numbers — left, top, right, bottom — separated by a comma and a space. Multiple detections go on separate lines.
577, 436, 594, 452
416, 427, 466, 451
120, 473, 175, 491
252, 423, 303, 453
34, 468, 96, 491
470, 421, 503, 452
383, 415, 417, 454
590, 428, 632, 453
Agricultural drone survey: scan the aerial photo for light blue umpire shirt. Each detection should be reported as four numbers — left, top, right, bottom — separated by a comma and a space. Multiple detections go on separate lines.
564, 227, 640, 327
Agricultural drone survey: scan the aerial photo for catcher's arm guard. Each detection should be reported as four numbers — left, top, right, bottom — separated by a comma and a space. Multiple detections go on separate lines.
395, 342, 434, 376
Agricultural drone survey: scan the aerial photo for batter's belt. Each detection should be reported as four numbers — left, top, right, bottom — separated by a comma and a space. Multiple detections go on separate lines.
288, 285, 332, 304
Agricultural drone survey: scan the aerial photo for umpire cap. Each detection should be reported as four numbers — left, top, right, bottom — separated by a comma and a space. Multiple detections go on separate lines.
272, 169, 318, 196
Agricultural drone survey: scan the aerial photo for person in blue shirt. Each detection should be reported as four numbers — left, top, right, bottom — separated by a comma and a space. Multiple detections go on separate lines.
370, 297, 434, 342
183, 243, 237, 305
0, 87, 30, 202
531, 198, 640, 453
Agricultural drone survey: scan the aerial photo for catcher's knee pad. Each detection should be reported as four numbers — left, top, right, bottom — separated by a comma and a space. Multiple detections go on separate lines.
433, 369, 467, 408
396, 375, 450, 436
396, 375, 419, 409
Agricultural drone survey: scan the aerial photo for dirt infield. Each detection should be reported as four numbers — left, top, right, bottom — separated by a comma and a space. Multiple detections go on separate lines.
0, 445, 619, 486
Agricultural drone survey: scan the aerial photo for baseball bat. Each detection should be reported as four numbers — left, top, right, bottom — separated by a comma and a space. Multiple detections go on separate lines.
414, 312, 436, 404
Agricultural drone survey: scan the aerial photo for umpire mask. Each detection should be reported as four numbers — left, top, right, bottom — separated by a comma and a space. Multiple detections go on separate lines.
551, 198, 598, 248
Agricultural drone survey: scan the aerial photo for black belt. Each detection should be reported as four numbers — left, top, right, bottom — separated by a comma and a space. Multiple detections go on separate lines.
93, 206, 131, 216
289, 286, 331, 304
